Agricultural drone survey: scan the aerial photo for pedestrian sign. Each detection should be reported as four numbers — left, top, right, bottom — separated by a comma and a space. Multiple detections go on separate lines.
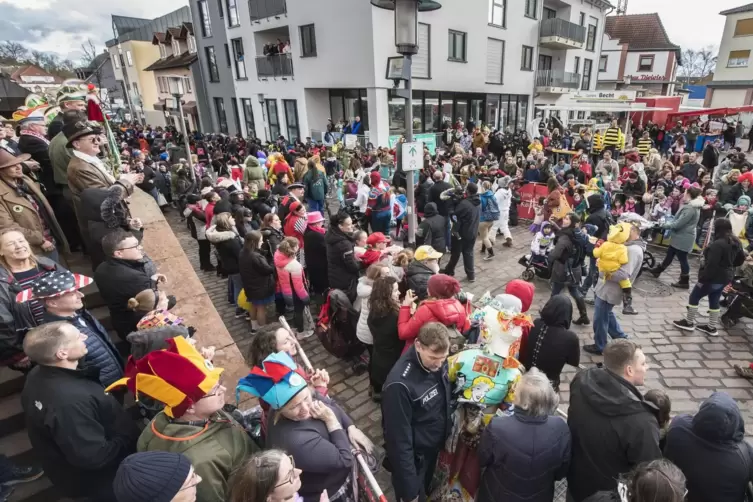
401, 141, 423, 172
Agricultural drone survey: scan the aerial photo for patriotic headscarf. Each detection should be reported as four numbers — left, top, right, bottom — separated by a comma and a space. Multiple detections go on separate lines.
236, 352, 307, 410
16, 271, 93, 303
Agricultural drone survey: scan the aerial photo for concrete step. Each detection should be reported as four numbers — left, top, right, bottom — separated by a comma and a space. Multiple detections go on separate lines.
0, 430, 31, 458
0, 367, 24, 399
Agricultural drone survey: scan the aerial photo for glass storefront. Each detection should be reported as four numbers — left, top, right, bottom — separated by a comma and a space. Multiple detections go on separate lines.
329, 89, 369, 132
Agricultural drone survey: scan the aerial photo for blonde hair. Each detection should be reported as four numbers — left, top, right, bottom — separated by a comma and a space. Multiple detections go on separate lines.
23, 321, 74, 365
128, 288, 159, 312
0, 227, 37, 271
214, 212, 235, 231
393, 249, 414, 268
278, 237, 299, 257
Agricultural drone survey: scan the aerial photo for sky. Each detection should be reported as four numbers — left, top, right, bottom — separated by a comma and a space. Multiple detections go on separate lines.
0, 0, 748, 62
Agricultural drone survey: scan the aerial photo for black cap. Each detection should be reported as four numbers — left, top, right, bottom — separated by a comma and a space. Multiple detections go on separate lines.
466, 182, 478, 195
113, 452, 191, 502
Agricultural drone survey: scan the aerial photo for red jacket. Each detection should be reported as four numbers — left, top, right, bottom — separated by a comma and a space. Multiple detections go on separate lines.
398, 298, 470, 352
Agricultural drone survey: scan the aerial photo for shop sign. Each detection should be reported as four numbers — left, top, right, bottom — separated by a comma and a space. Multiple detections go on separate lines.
572, 90, 637, 102
626, 74, 665, 81
388, 133, 438, 154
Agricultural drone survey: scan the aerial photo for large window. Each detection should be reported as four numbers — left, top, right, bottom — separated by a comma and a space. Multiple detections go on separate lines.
524, 0, 537, 19
488, 0, 506, 27
231, 38, 246, 79
413, 23, 431, 79
300, 24, 317, 57
388, 90, 406, 134
241, 98, 256, 138
113, 55, 120, 69
126, 51, 133, 66
581, 58, 593, 90
226, 0, 239, 27
521, 45, 534, 71
734, 18, 753, 37
231, 99, 241, 136
586, 17, 597, 51
448, 30, 467, 62
283, 100, 300, 142
214, 97, 228, 134
638, 55, 654, 71
224, 43, 231, 67
198, 0, 212, 37
205, 47, 220, 82
543, 7, 556, 19
599, 55, 608, 72
486, 38, 504, 84
218, 0, 223, 18
728, 49, 751, 68
266, 99, 280, 139
329, 89, 369, 132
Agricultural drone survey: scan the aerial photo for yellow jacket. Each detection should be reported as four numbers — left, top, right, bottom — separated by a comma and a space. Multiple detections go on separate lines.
592, 133, 604, 152
594, 241, 628, 274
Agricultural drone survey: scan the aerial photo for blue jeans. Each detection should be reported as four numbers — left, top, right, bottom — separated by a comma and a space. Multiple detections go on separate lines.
228, 273, 243, 307
581, 256, 598, 291
593, 295, 627, 351
371, 211, 391, 233
661, 245, 690, 275
688, 283, 725, 309
307, 198, 324, 213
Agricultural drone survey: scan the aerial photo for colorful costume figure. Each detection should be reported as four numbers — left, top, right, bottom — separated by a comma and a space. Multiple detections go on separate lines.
728, 195, 753, 240
430, 293, 531, 502
266, 153, 295, 185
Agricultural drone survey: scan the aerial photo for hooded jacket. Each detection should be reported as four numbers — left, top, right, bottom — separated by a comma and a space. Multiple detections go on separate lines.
519, 295, 579, 391
94, 256, 158, 337
698, 234, 745, 284
243, 156, 265, 187
304, 226, 329, 294
239, 247, 276, 301
415, 202, 446, 253
663, 196, 704, 253
260, 225, 284, 263
479, 190, 500, 222
567, 367, 661, 501
325, 226, 360, 299
137, 411, 258, 502
584, 194, 611, 240
206, 226, 243, 274
453, 193, 481, 241
594, 239, 645, 306
274, 250, 309, 304
664, 392, 753, 502
397, 298, 470, 352
405, 260, 436, 301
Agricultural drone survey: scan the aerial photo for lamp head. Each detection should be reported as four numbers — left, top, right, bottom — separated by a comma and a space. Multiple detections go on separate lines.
370, 0, 442, 11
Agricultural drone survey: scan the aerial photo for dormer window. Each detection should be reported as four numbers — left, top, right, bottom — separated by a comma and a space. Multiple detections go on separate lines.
188, 35, 196, 53
173, 40, 181, 55
159, 44, 166, 58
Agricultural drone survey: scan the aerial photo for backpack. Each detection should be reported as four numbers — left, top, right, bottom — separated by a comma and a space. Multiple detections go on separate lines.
482, 194, 500, 221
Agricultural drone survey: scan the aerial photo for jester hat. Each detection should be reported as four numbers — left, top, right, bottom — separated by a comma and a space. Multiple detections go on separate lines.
236, 352, 307, 410
105, 336, 223, 418
12, 105, 48, 125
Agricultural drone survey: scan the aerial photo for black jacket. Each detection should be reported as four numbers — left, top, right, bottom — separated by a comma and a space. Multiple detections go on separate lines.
21, 365, 139, 500
94, 257, 157, 337
325, 226, 360, 300
382, 346, 451, 502
416, 176, 433, 214
453, 194, 481, 241
405, 260, 435, 301
702, 145, 719, 171
567, 367, 662, 501
520, 295, 579, 391
47, 115, 64, 141
206, 227, 243, 274
415, 202, 446, 253
428, 180, 453, 217
239, 247, 276, 301
304, 228, 329, 294
367, 310, 403, 389
664, 392, 753, 502
584, 195, 611, 240
622, 177, 646, 198
698, 235, 745, 285
477, 408, 571, 502
550, 228, 586, 285
18, 133, 57, 194
260, 225, 284, 263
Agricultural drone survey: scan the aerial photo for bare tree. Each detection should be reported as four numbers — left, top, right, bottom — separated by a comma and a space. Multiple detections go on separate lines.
679, 46, 718, 81
0, 40, 28, 62
697, 46, 717, 77
80, 38, 98, 66
29, 50, 45, 67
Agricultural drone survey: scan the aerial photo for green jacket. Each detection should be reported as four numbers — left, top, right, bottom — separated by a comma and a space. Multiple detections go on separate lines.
137, 411, 258, 502
303, 169, 328, 202
243, 156, 265, 187
48, 132, 73, 186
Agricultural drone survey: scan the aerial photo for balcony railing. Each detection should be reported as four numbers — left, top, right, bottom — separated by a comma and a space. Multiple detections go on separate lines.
256, 54, 293, 78
540, 18, 587, 44
249, 0, 287, 21
536, 70, 581, 89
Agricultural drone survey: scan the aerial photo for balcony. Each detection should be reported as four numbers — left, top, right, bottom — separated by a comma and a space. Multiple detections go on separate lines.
536, 70, 581, 93
249, 0, 287, 21
256, 54, 293, 79
539, 18, 586, 50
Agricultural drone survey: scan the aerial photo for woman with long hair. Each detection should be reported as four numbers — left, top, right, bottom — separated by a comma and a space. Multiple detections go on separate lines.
549, 212, 589, 325
302, 159, 328, 214
542, 177, 563, 222
239, 230, 276, 333
228, 450, 306, 502
207, 212, 245, 316
275, 237, 311, 338
368, 275, 404, 400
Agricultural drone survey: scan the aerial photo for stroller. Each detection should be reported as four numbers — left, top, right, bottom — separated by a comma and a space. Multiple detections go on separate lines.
720, 272, 753, 328
315, 289, 367, 373
518, 252, 552, 282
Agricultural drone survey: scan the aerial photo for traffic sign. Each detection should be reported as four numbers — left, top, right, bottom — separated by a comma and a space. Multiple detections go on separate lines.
401, 141, 423, 172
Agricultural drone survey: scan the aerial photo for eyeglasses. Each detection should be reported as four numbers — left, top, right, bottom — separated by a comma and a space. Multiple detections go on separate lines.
116, 243, 143, 252
200, 377, 225, 399
274, 456, 298, 488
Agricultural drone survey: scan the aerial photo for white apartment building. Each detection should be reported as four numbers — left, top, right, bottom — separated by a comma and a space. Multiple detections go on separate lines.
194, 0, 611, 147
706, 3, 753, 107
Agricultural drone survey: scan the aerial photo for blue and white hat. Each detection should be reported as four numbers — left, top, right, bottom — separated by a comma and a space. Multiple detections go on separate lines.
236, 351, 307, 409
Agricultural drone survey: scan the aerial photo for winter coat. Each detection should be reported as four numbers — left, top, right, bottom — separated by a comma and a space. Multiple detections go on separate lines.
567, 367, 661, 501
243, 156, 266, 187
138, 411, 258, 502
260, 225, 284, 263
239, 247, 276, 301
698, 235, 745, 285
477, 408, 571, 502
303, 169, 328, 202
453, 194, 481, 241
206, 226, 243, 274
415, 202, 446, 253
405, 260, 435, 302
79, 186, 139, 270
663, 197, 704, 253
549, 228, 586, 285
594, 239, 645, 306
304, 228, 329, 294
429, 180, 453, 217
18, 133, 56, 195
43, 309, 124, 388
22, 365, 139, 500
398, 298, 470, 351
519, 295, 579, 391
479, 190, 500, 222
718, 178, 739, 207
94, 257, 157, 337
274, 250, 309, 304
355, 277, 374, 344
664, 392, 753, 502
368, 310, 403, 389
325, 226, 360, 299
584, 195, 611, 240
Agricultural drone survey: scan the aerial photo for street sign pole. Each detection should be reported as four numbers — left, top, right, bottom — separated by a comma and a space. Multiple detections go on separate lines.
404, 54, 416, 245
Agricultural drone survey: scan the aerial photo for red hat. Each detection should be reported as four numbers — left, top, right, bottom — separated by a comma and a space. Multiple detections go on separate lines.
625, 152, 641, 162
739, 172, 753, 184
370, 171, 381, 186
427, 274, 461, 299
366, 232, 389, 246
289, 201, 304, 214
16, 271, 93, 303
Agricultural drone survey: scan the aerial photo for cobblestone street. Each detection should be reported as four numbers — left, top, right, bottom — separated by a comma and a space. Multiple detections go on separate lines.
166, 210, 753, 500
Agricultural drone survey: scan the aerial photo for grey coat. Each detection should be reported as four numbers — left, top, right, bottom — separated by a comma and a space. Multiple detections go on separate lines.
663, 197, 704, 253
595, 240, 645, 306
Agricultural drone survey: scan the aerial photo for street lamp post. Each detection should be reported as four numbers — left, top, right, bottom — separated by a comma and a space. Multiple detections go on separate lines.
372, 0, 441, 245
167, 75, 195, 183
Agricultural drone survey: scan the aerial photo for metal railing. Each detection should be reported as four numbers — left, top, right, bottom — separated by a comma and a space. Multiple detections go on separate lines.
249, 0, 287, 21
539, 17, 587, 43
255, 54, 293, 78
535, 69, 581, 89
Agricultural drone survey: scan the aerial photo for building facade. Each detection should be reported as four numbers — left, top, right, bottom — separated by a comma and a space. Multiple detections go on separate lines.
75, 51, 124, 112
9, 65, 64, 93
706, 3, 753, 107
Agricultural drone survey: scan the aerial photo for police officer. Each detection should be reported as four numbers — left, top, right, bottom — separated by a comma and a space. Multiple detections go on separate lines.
382, 322, 451, 502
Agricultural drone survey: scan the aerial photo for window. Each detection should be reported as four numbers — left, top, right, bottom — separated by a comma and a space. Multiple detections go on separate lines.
224, 43, 231, 66
538, 54, 552, 71
218, 0, 223, 18
486, 38, 505, 84
198, 0, 212, 37
579, 12, 585, 26
521, 45, 534, 71
728, 49, 751, 67
241, 98, 256, 138
266, 99, 280, 139
488, 0, 505, 27
414, 23, 431, 79
581, 58, 592, 90
188, 35, 197, 53
300, 24, 317, 57
205, 46, 220, 82
157, 77, 164, 93
524, 0, 537, 19
599, 55, 608, 72
638, 55, 654, 71
231, 38, 247, 79
132, 82, 139, 97
172, 40, 181, 55
159, 44, 166, 59
231, 99, 241, 135
184, 77, 192, 93
126, 50, 133, 66
734, 18, 753, 37
226, 0, 239, 26
283, 100, 300, 142
586, 19, 597, 51
448, 30, 467, 62
543, 7, 556, 19
574, 56, 580, 74
113, 55, 120, 69
214, 97, 228, 134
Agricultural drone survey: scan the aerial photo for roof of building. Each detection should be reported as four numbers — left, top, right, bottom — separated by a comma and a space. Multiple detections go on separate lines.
604, 14, 681, 54
112, 15, 151, 37
720, 3, 753, 15
143, 52, 198, 72
9, 65, 64, 84
167, 27, 184, 39
153, 32, 167, 44
0, 74, 31, 99
107, 6, 191, 47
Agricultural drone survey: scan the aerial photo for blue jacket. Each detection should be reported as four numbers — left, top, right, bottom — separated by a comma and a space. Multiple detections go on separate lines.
480, 190, 500, 222
44, 309, 124, 388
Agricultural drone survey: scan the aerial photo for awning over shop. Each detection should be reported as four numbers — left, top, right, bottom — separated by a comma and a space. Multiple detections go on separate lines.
666, 105, 753, 123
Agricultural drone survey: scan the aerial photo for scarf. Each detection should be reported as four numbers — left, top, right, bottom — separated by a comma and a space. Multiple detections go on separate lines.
308, 223, 326, 235
72, 150, 116, 184
20, 130, 50, 146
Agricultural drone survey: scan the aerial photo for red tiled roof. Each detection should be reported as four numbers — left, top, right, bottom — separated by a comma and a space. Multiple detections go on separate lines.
604, 14, 680, 51
9, 65, 63, 83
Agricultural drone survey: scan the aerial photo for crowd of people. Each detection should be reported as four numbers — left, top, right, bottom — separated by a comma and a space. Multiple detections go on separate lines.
0, 95, 753, 502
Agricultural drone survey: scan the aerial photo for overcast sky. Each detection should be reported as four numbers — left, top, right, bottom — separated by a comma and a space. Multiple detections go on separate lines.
0, 0, 747, 61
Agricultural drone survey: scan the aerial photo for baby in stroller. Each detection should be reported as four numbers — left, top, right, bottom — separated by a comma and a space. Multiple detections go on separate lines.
519, 222, 554, 281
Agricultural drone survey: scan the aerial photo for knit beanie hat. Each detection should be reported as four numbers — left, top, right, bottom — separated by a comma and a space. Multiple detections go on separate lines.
113, 451, 192, 502
427, 273, 461, 299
